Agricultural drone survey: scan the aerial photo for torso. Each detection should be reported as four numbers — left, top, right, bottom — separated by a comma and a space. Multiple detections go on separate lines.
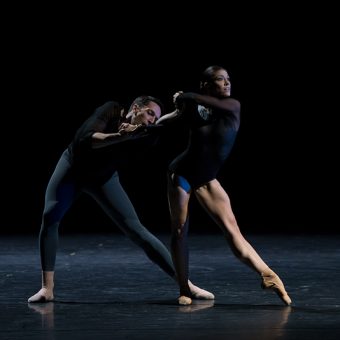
67, 101, 160, 184
169, 102, 240, 188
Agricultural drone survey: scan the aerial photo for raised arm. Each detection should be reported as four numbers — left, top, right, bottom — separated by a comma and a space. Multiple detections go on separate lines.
156, 110, 180, 125
156, 91, 186, 125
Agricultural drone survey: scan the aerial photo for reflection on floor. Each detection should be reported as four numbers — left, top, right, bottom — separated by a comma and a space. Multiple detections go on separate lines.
1, 233, 339, 339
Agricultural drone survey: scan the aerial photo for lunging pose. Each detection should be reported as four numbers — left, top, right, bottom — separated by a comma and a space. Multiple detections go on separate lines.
28, 95, 214, 303
157, 66, 292, 306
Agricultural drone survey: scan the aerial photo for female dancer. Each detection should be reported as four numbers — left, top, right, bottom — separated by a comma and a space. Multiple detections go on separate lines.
157, 66, 292, 306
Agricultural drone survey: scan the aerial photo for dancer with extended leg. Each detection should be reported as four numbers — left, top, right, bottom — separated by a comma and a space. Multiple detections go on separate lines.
157, 66, 291, 306
28, 96, 213, 303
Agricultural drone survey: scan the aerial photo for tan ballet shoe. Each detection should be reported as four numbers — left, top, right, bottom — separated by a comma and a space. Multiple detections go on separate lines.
188, 281, 215, 300
28, 271, 55, 303
178, 295, 192, 305
261, 271, 292, 306
28, 288, 54, 303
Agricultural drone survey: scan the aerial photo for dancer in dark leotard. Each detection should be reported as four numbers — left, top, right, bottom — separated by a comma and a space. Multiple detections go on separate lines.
157, 66, 292, 306
28, 95, 214, 303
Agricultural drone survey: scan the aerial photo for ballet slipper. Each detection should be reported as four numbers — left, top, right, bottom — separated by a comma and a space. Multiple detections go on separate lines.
28, 271, 54, 303
178, 295, 192, 305
188, 280, 215, 300
261, 270, 292, 306
28, 288, 54, 303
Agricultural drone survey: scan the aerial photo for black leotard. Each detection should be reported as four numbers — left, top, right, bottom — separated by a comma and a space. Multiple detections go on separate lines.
169, 93, 240, 188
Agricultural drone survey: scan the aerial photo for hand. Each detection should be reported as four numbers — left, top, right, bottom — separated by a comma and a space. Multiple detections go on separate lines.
173, 91, 185, 112
173, 91, 183, 104
118, 123, 142, 134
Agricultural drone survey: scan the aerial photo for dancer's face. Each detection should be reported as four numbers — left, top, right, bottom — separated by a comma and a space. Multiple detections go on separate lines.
204, 69, 231, 98
130, 101, 161, 125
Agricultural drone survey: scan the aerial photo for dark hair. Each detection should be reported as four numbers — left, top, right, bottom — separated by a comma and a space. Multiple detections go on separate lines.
128, 95, 164, 115
200, 65, 227, 83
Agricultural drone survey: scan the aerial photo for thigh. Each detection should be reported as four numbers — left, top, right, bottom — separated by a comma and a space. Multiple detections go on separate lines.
86, 172, 139, 222
194, 179, 239, 234
43, 151, 79, 217
167, 173, 191, 225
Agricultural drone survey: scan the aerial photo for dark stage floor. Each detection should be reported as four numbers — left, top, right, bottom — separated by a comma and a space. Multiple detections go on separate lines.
1, 232, 339, 339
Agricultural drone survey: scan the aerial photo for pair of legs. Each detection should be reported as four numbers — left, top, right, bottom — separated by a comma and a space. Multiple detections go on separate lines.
28, 150, 214, 303
168, 173, 292, 306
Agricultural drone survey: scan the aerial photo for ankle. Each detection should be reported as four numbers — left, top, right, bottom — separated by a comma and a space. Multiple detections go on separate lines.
261, 268, 276, 277
41, 285, 54, 292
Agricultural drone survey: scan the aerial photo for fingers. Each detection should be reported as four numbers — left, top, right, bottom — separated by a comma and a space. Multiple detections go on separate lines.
173, 91, 183, 103
118, 123, 141, 134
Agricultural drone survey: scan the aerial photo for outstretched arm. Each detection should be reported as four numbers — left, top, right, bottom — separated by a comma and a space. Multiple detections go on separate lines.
156, 110, 180, 125
176, 92, 240, 113
91, 123, 143, 149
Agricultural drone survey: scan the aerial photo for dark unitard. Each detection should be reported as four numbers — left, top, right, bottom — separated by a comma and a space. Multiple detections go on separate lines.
168, 93, 240, 296
169, 93, 240, 188
39, 101, 175, 278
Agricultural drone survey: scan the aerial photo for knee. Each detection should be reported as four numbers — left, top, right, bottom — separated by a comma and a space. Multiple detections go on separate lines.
42, 201, 62, 228
167, 171, 175, 187
171, 222, 187, 240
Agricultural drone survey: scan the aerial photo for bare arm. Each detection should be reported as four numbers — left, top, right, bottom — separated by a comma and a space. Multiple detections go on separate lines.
156, 109, 180, 125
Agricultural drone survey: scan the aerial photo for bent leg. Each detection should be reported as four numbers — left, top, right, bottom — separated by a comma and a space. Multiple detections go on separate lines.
194, 179, 291, 305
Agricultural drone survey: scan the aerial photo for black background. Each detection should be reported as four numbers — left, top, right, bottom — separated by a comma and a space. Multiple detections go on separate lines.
2, 4, 338, 235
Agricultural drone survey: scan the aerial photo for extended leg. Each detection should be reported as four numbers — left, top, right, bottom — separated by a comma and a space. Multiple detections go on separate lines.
88, 172, 213, 301
195, 179, 291, 305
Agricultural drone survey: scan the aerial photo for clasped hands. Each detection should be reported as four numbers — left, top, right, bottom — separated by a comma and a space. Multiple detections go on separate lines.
173, 91, 185, 113
118, 123, 143, 135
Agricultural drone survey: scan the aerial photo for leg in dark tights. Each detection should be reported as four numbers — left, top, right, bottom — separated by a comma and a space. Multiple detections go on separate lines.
28, 151, 79, 302
171, 215, 190, 297
86, 172, 176, 279
40, 151, 79, 271
39, 153, 174, 277
85, 172, 214, 300
167, 173, 192, 303
29, 152, 214, 303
